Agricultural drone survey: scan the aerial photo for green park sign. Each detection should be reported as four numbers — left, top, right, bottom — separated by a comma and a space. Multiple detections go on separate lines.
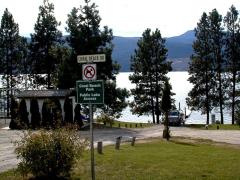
76, 80, 104, 104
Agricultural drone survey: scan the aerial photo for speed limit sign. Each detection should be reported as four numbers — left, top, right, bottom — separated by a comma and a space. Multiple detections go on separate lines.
82, 64, 97, 80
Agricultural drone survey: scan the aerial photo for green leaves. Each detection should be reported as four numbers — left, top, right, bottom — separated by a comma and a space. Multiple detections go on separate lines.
130, 28, 172, 123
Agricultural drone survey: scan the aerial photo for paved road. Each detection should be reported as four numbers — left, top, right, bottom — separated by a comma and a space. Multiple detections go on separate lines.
1, 125, 240, 173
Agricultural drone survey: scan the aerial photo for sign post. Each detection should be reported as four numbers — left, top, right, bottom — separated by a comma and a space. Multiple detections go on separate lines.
77, 54, 105, 180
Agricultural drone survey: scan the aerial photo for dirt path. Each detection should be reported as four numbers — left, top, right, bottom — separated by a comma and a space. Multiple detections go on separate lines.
1, 125, 240, 173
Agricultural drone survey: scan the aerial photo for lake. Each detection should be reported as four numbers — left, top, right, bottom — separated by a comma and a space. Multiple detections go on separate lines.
116, 72, 232, 124
0, 72, 233, 124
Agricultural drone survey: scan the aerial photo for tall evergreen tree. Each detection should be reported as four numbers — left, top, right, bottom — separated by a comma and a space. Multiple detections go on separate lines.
0, 8, 22, 116
208, 9, 225, 124
187, 12, 218, 124
61, 0, 128, 117
161, 80, 172, 140
129, 28, 171, 124
30, 0, 62, 89
224, 5, 240, 124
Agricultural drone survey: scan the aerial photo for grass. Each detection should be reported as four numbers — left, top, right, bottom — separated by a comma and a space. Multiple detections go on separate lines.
71, 138, 240, 180
186, 124, 240, 130
2, 138, 240, 179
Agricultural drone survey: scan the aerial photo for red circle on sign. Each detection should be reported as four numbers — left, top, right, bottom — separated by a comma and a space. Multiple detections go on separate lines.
84, 65, 96, 79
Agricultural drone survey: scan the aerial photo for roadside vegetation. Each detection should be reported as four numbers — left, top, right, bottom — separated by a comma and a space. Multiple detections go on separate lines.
1, 138, 240, 179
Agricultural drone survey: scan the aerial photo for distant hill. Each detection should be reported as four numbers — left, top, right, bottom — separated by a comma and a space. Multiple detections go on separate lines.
112, 30, 195, 72
25, 30, 195, 72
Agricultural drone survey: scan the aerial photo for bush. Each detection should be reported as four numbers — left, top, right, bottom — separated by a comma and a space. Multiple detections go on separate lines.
15, 128, 88, 179
30, 98, 41, 129
64, 97, 73, 124
18, 99, 29, 129
9, 97, 20, 129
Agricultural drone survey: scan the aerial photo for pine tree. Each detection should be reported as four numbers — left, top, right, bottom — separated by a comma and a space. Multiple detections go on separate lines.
129, 28, 171, 124
224, 5, 240, 124
208, 9, 225, 124
30, 0, 62, 89
187, 12, 218, 124
61, 0, 128, 118
0, 8, 22, 117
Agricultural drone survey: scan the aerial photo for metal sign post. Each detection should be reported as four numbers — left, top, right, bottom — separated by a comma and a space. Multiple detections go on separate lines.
89, 103, 94, 180
77, 54, 105, 180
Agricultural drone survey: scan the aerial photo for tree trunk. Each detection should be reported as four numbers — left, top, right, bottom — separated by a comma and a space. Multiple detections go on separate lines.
232, 71, 236, 124
218, 71, 224, 124
205, 62, 209, 125
155, 82, 160, 124
151, 96, 155, 124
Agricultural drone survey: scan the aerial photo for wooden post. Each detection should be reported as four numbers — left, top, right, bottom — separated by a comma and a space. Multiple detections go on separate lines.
97, 141, 103, 154
125, 124, 127, 128
115, 136, 122, 150
131, 137, 136, 146
130, 124, 132, 128
135, 124, 137, 128
118, 123, 120, 128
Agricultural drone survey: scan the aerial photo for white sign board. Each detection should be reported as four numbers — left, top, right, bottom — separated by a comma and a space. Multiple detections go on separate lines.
82, 64, 97, 80
77, 54, 106, 63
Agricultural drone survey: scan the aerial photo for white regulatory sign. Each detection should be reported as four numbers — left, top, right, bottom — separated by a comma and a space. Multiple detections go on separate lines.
82, 64, 97, 80
77, 54, 106, 63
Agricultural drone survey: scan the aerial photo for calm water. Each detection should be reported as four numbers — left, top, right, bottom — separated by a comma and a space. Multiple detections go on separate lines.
0, 73, 232, 124
116, 72, 232, 124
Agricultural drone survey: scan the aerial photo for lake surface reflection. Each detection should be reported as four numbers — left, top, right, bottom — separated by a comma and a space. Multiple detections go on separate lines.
116, 72, 232, 124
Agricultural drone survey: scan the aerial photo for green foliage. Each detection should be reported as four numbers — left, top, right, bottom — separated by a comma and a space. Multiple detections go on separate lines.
74, 104, 83, 129
60, 0, 128, 117
9, 97, 20, 129
30, 98, 41, 129
30, 0, 62, 89
187, 12, 218, 124
15, 129, 88, 179
224, 5, 240, 124
41, 99, 63, 129
64, 96, 73, 124
161, 80, 172, 140
129, 28, 171, 124
18, 99, 29, 129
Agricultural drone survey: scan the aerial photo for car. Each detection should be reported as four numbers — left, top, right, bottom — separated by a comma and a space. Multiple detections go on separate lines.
168, 110, 184, 126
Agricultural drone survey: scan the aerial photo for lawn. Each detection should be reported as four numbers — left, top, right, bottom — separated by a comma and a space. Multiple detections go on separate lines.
186, 124, 240, 130
1, 138, 240, 180
72, 138, 240, 180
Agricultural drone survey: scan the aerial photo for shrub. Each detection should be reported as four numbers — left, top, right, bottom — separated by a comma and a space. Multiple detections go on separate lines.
52, 98, 63, 129
30, 98, 41, 129
74, 104, 83, 129
15, 128, 88, 179
41, 100, 52, 128
64, 97, 73, 124
18, 99, 29, 129
9, 97, 20, 129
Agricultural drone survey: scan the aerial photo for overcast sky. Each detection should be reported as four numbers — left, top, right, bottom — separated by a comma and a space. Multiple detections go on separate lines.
0, 0, 240, 37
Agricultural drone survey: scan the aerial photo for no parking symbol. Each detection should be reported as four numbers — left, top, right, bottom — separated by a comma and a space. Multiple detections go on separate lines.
82, 64, 97, 80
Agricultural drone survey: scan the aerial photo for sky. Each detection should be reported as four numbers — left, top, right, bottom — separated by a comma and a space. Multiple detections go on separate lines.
0, 0, 240, 37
